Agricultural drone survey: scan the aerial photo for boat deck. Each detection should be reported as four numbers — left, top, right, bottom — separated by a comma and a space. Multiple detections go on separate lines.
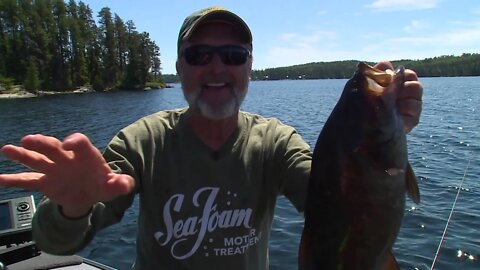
4, 252, 116, 270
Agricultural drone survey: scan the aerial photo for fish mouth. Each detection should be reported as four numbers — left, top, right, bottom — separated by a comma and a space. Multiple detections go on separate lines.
357, 62, 396, 97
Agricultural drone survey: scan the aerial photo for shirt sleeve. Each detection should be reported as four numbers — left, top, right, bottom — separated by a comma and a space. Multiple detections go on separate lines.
268, 123, 312, 212
274, 124, 312, 214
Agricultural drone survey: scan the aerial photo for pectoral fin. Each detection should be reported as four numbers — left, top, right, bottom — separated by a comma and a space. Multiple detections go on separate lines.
406, 163, 420, 204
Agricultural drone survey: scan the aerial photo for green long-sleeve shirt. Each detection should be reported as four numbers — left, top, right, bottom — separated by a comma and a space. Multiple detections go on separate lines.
33, 108, 312, 269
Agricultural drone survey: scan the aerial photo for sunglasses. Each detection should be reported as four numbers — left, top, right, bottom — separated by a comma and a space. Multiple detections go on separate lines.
181, 45, 251, 66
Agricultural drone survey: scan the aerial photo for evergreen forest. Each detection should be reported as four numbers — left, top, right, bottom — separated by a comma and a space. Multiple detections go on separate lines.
250, 53, 480, 81
0, 0, 164, 93
2, 1, 478, 90
163, 53, 480, 83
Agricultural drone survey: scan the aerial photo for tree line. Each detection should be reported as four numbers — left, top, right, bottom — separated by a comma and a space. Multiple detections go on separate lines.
162, 53, 479, 83
0, 0, 164, 92
250, 53, 480, 81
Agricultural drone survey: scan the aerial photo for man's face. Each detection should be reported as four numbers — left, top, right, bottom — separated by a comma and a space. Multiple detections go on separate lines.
176, 22, 253, 120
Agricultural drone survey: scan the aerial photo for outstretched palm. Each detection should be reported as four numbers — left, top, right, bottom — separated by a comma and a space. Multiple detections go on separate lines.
0, 133, 134, 217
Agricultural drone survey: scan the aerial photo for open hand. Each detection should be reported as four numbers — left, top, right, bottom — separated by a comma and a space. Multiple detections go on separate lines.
0, 133, 135, 218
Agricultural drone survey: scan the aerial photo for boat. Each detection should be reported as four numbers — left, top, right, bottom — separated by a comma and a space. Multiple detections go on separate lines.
0, 195, 116, 270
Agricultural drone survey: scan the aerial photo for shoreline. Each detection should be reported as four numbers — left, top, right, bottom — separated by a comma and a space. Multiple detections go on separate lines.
0, 85, 174, 99
0, 92, 37, 99
0, 88, 94, 99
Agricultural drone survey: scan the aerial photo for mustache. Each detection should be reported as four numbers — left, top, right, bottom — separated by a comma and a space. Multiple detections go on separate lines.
200, 74, 233, 84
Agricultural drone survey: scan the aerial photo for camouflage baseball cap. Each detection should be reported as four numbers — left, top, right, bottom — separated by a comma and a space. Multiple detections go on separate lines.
177, 6, 252, 54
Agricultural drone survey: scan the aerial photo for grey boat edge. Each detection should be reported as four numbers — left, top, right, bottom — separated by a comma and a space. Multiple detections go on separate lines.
0, 195, 117, 270
3, 251, 116, 270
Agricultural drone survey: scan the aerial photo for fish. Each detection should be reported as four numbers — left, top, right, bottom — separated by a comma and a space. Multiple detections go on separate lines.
299, 62, 420, 270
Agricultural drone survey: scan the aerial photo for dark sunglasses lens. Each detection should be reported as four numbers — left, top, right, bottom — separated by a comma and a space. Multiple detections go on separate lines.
184, 46, 213, 66
183, 45, 250, 66
219, 46, 249, 65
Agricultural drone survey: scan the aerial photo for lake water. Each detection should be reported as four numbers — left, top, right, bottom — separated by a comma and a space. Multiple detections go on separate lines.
1, 77, 479, 269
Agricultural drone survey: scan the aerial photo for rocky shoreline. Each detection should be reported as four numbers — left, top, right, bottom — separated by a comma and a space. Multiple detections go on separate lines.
0, 91, 37, 99
0, 85, 175, 99
0, 87, 93, 99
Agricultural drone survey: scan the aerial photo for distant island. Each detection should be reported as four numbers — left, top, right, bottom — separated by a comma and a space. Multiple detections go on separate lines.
162, 53, 480, 83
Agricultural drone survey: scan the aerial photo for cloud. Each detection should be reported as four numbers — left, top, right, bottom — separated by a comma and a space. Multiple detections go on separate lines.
258, 30, 345, 68
472, 6, 480, 15
360, 25, 480, 60
366, 0, 440, 11
388, 26, 480, 47
279, 30, 336, 44
258, 23, 480, 69
403, 20, 427, 33
262, 45, 353, 68
316, 10, 327, 16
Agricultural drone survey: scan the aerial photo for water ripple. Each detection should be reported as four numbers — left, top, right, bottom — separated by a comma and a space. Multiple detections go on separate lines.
1, 77, 479, 269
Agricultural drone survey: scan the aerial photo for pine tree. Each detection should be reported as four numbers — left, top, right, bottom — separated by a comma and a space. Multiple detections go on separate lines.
24, 58, 41, 92
68, 0, 88, 87
98, 7, 119, 89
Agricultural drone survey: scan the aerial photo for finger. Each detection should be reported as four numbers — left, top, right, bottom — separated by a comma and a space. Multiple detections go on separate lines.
1, 144, 20, 161
398, 99, 422, 133
374, 61, 394, 72
404, 69, 419, 82
402, 116, 419, 134
399, 81, 423, 101
1, 144, 54, 172
0, 172, 46, 190
21, 134, 71, 162
106, 173, 136, 198
62, 133, 105, 163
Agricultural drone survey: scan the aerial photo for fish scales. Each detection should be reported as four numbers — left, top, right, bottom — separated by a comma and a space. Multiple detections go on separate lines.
299, 62, 420, 270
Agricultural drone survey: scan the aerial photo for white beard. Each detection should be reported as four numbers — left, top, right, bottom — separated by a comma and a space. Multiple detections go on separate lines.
184, 88, 246, 120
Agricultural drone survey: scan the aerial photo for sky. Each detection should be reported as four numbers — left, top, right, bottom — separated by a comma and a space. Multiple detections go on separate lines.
80, 0, 480, 75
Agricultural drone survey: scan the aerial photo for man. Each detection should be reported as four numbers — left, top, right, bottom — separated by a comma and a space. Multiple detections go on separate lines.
0, 6, 423, 270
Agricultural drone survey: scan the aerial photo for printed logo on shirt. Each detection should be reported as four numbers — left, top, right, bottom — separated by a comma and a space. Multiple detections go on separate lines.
154, 187, 262, 260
